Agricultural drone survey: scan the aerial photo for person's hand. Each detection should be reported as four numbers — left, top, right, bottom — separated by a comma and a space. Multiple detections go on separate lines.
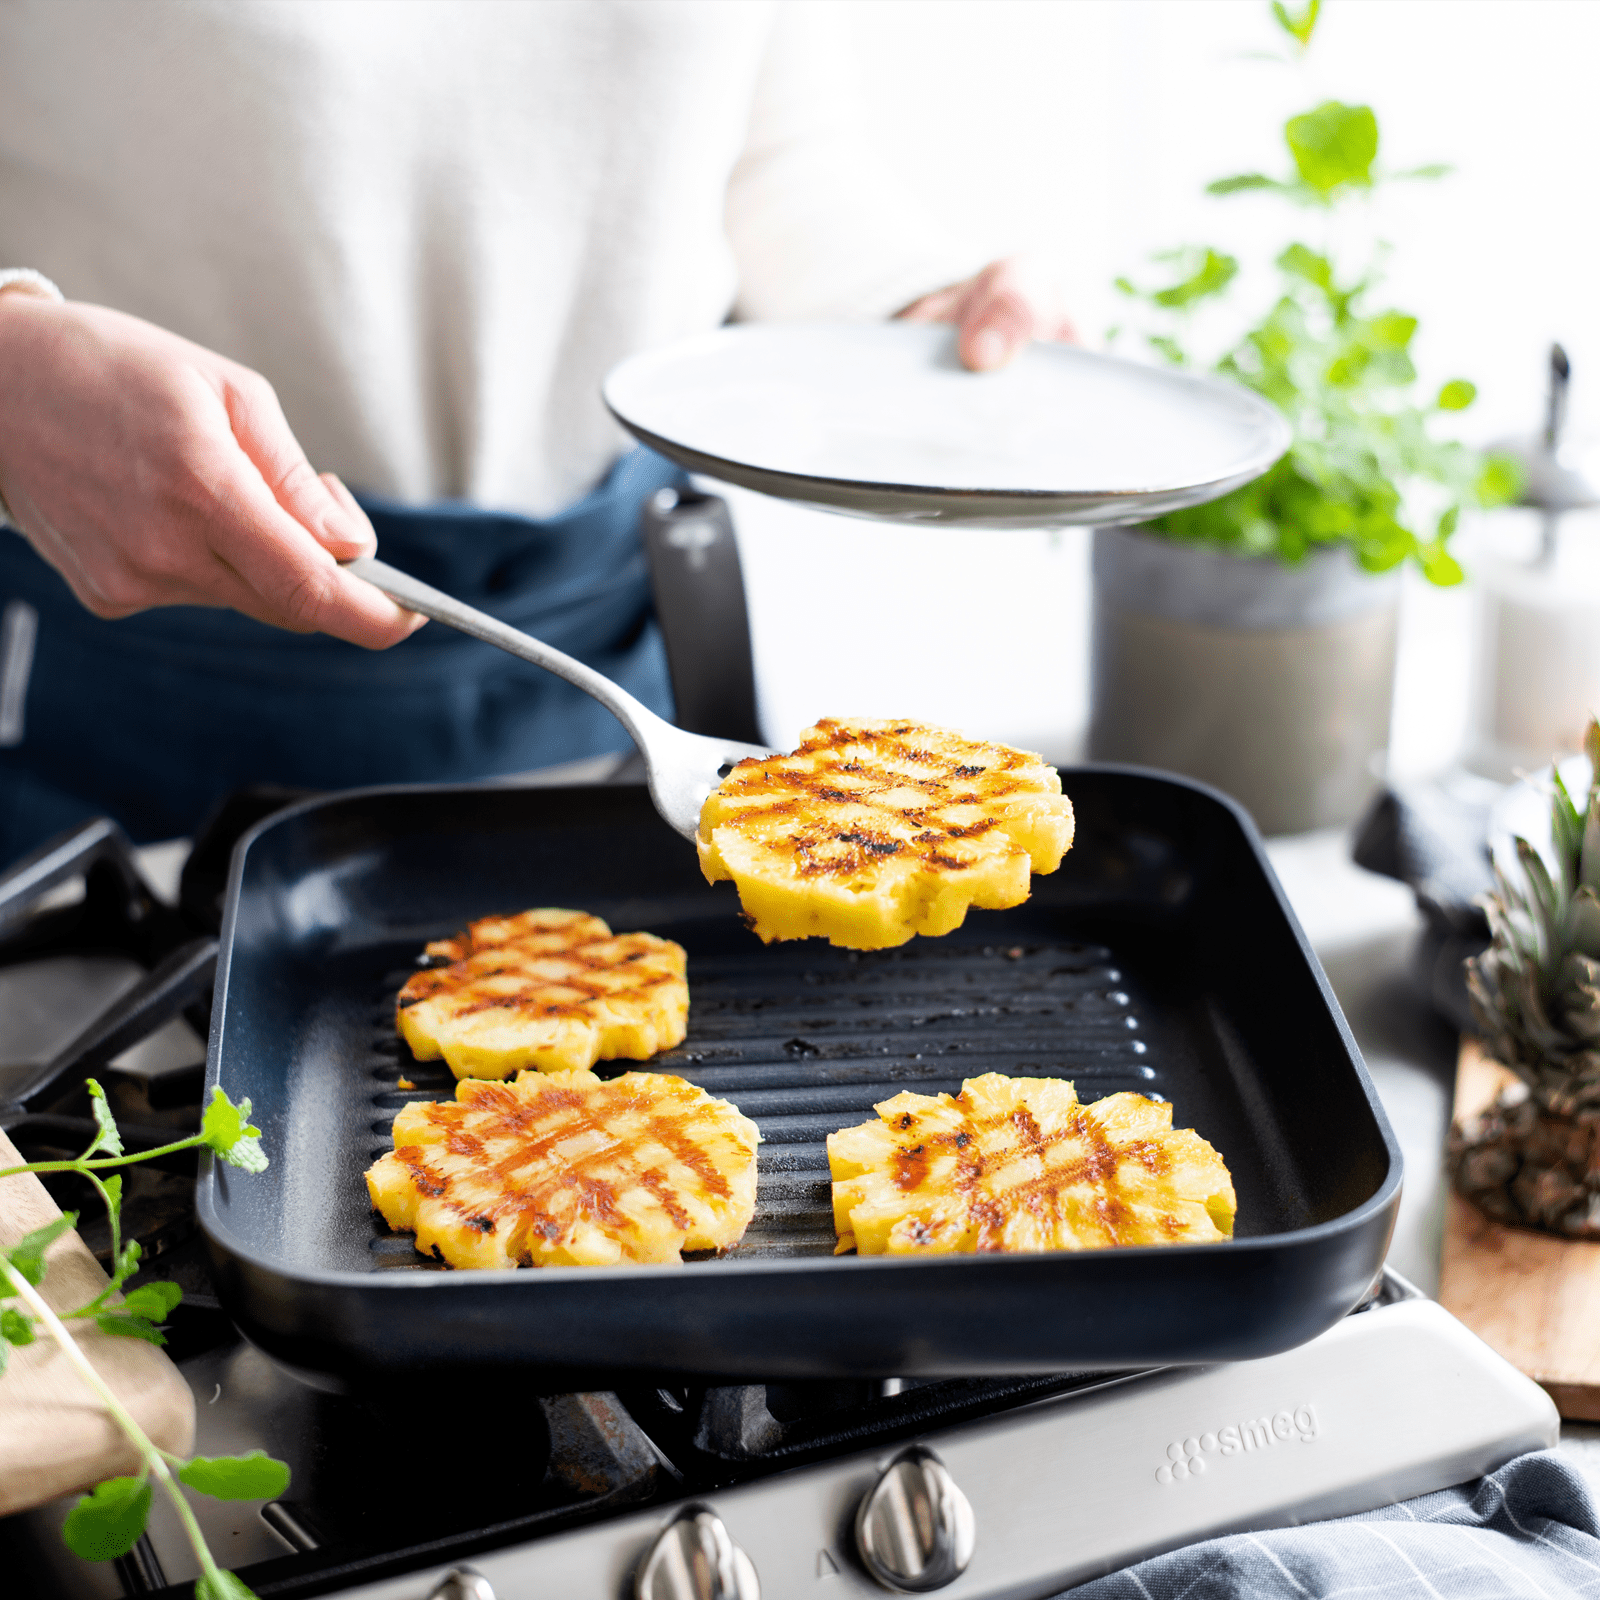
0, 293, 423, 648
897, 256, 1078, 372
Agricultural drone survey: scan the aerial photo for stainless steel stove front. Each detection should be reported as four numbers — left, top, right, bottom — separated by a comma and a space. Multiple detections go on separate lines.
323, 1289, 1555, 1600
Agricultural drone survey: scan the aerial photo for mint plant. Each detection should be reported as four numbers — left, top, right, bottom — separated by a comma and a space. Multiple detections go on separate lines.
0, 1080, 284, 1598
1110, 0, 1519, 579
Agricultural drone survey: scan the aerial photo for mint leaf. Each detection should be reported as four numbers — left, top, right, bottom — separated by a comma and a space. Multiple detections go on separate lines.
1151, 247, 1237, 309
94, 1312, 167, 1346
195, 1571, 260, 1600
1, 1305, 35, 1346
1207, 173, 1281, 196
1418, 543, 1465, 586
119, 1281, 182, 1323
179, 1451, 291, 1502
1477, 454, 1524, 507
61, 1476, 152, 1561
1368, 311, 1418, 350
1271, 0, 1321, 47
112, 1238, 141, 1290
201, 1088, 268, 1174
1278, 243, 1333, 289
7, 1214, 76, 1287
1437, 379, 1477, 411
85, 1079, 123, 1158
1286, 101, 1378, 197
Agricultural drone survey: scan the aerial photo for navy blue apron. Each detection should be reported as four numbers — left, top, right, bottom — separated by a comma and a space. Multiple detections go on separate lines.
0, 447, 684, 860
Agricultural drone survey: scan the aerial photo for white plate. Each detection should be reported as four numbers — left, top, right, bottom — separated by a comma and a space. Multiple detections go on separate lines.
603, 322, 1291, 527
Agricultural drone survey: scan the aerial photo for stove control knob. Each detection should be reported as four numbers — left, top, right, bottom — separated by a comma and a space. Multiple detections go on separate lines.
427, 1570, 496, 1600
635, 1504, 760, 1600
855, 1445, 976, 1592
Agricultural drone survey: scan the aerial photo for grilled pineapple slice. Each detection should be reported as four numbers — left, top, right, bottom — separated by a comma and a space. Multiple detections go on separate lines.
828, 1073, 1234, 1255
697, 718, 1075, 950
366, 1069, 761, 1268
396, 908, 688, 1080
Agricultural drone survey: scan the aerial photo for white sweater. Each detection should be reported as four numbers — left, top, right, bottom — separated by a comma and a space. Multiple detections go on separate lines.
0, 0, 980, 516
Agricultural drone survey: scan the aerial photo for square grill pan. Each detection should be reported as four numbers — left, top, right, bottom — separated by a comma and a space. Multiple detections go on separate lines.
198, 769, 1401, 1389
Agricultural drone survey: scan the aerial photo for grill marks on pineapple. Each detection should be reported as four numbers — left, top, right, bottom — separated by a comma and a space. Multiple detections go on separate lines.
367, 1071, 760, 1268
406, 943, 674, 1022
698, 718, 1075, 949
828, 1074, 1234, 1256
717, 723, 1030, 883
395, 908, 689, 1079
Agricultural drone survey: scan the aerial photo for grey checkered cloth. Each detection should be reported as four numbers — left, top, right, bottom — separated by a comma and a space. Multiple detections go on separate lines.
1060, 1452, 1600, 1598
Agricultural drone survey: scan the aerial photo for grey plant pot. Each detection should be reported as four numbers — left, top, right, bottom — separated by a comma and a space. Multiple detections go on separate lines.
1088, 525, 1401, 836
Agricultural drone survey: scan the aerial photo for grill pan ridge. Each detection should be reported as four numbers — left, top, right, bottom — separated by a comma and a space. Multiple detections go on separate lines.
198, 770, 1401, 1388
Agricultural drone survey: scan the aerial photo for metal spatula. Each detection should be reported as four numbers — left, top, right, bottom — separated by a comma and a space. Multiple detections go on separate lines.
346, 555, 770, 840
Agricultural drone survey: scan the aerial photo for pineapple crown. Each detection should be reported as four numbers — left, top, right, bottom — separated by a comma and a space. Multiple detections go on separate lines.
1467, 719, 1600, 1118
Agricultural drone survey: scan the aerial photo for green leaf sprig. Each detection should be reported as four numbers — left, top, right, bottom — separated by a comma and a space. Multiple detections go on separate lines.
0, 1079, 281, 1596
1109, 0, 1520, 580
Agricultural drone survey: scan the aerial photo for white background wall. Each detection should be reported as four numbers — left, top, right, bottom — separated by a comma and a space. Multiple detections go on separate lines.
735, 0, 1600, 776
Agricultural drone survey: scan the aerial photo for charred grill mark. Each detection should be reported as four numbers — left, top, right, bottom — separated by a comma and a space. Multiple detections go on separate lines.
969, 1197, 1005, 1251
834, 831, 902, 856
637, 1167, 692, 1231
382, 1075, 748, 1263
941, 818, 1002, 840
393, 1150, 447, 1199
892, 1143, 928, 1190
448, 965, 677, 1021
644, 1113, 733, 1200
1124, 1138, 1173, 1176
1011, 1106, 1044, 1151
876, 1097, 1174, 1251
398, 917, 682, 1031
709, 727, 1042, 881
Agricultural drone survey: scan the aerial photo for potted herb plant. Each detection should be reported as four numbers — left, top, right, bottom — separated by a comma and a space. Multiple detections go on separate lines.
1093, 0, 1517, 835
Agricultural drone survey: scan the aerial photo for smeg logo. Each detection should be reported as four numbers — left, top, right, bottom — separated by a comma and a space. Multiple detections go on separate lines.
1154, 1404, 1319, 1484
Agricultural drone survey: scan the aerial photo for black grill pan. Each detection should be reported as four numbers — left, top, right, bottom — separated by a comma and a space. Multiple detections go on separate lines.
197, 769, 1401, 1388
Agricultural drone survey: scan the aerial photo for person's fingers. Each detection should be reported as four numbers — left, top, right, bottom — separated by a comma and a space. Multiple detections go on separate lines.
319, 470, 429, 639
222, 370, 377, 559
229, 537, 426, 648
896, 282, 971, 323
896, 259, 1077, 368
202, 465, 423, 648
958, 268, 1037, 371
319, 471, 381, 554
1046, 309, 1081, 345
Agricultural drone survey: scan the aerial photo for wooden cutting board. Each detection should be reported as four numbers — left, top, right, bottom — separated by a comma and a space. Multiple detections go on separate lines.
0, 1128, 194, 1516
1438, 1039, 1600, 1421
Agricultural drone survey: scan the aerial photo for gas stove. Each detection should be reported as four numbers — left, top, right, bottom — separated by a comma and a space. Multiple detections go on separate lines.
0, 799, 1560, 1600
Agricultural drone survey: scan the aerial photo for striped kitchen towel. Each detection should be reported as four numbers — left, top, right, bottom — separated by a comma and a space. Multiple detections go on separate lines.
1062, 1451, 1600, 1599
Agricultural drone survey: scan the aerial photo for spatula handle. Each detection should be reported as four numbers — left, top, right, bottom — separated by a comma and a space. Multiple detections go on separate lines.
344, 554, 670, 748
